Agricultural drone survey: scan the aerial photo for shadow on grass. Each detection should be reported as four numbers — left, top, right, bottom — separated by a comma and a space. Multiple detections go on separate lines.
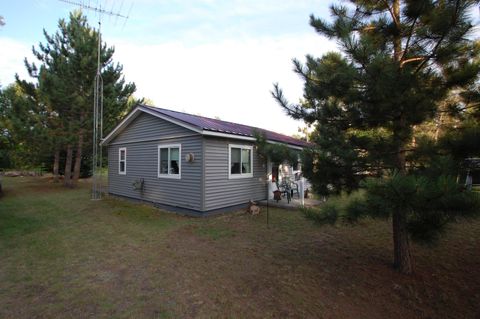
0, 212, 44, 239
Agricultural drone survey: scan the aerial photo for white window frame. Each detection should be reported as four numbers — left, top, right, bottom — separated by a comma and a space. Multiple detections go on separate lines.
228, 144, 253, 179
157, 144, 181, 179
118, 147, 127, 175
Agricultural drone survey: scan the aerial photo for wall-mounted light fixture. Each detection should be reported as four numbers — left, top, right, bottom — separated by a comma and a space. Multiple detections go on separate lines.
185, 153, 195, 162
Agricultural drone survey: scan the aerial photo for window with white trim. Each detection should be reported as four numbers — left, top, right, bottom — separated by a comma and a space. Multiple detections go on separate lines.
118, 147, 126, 175
158, 144, 181, 178
229, 144, 253, 179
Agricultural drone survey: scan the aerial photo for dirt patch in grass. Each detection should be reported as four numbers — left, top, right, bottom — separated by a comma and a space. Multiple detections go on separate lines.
0, 177, 479, 318
153, 217, 471, 318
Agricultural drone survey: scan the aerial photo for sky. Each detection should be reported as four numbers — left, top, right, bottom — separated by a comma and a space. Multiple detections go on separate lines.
0, 0, 338, 136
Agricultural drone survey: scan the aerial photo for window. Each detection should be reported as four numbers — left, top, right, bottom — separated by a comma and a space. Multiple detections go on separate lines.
158, 144, 181, 178
229, 144, 253, 179
118, 147, 126, 175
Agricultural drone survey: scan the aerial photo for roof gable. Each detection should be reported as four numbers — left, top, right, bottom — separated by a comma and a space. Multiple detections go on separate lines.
102, 104, 311, 149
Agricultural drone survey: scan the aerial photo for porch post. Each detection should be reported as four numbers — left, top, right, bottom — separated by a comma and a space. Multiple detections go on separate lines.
299, 177, 305, 206
267, 158, 273, 199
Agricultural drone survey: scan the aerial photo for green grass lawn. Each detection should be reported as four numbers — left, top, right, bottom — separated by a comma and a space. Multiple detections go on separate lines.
0, 176, 479, 318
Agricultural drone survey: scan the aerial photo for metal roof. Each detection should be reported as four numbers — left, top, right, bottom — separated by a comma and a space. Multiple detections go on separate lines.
140, 104, 311, 148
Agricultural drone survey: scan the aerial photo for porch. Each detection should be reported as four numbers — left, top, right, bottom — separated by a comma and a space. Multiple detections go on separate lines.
266, 159, 315, 206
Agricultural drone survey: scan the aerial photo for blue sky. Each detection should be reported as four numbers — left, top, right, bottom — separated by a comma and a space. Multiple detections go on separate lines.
0, 0, 336, 135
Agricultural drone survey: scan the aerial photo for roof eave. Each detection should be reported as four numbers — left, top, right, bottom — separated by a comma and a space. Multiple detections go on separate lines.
202, 130, 305, 150
101, 106, 309, 151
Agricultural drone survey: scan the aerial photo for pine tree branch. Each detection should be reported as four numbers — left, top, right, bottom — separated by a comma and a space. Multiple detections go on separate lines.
400, 57, 426, 67
440, 103, 480, 113
362, 26, 376, 32
414, 0, 462, 74
400, 16, 419, 63
293, 58, 324, 86
271, 83, 304, 119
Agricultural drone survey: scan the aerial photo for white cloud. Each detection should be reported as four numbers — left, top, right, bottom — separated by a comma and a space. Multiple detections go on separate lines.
0, 32, 339, 136
0, 37, 34, 87
113, 34, 337, 135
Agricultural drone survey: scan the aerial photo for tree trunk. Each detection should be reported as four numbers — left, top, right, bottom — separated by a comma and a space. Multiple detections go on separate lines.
53, 149, 60, 183
390, 0, 414, 275
392, 125, 415, 274
72, 131, 84, 187
434, 112, 444, 142
392, 0, 402, 63
393, 208, 414, 274
64, 144, 73, 188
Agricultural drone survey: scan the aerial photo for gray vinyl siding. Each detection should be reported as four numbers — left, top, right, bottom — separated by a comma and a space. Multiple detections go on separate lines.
203, 136, 267, 211
107, 113, 203, 211
107, 111, 269, 213
110, 112, 194, 144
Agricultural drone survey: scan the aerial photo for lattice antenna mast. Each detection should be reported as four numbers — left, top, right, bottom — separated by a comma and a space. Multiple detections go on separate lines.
59, 0, 131, 200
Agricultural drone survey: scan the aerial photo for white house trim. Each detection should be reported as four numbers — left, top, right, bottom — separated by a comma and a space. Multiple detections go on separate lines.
157, 143, 182, 179
118, 147, 127, 175
203, 130, 304, 150
265, 140, 304, 151
202, 130, 256, 141
228, 144, 254, 179
108, 133, 199, 146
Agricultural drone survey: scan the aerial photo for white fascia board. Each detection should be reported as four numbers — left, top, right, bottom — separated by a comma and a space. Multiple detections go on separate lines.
265, 140, 305, 151
202, 130, 257, 142
201, 130, 304, 150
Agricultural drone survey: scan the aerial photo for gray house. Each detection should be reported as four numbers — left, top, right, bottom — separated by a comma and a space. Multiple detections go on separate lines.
101, 104, 310, 215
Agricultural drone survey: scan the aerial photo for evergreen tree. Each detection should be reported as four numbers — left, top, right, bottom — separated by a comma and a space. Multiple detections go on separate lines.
0, 86, 11, 168
274, 0, 480, 274
0, 84, 49, 169
19, 10, 136, 186
440, 62, 480, 161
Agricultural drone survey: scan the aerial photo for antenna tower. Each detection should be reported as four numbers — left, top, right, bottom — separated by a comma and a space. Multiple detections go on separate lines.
59, 0, 132, 200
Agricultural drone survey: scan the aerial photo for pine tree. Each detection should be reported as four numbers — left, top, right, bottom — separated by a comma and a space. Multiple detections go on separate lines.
274, 0, 480, 274
18, 10, 136, 186
0, 83, 49, 168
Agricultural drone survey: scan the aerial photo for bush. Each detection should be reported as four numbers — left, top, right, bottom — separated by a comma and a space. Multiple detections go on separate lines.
304, 173, 480, 244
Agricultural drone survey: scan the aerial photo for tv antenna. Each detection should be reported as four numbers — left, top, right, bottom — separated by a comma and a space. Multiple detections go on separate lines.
59, 0, 133, 200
